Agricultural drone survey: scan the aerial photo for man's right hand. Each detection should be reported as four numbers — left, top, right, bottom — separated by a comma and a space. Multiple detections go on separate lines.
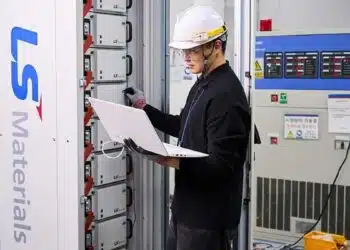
123, 87, 147, 109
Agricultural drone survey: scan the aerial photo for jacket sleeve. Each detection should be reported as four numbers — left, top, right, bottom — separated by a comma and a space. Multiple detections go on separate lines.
179, 95, 250, 182
143, 104, 181, 138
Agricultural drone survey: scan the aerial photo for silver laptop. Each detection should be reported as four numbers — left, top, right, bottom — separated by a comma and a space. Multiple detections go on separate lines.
88, 97, 208, 158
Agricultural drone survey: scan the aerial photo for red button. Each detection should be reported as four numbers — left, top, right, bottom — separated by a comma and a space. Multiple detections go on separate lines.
270, 137, 278, 144
271, 94, 278, 102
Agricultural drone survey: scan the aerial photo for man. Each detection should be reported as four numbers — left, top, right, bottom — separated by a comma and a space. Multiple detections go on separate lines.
124, 5, 251, 250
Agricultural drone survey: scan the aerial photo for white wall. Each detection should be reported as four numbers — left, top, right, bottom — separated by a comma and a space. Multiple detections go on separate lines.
257, 0, 350, 31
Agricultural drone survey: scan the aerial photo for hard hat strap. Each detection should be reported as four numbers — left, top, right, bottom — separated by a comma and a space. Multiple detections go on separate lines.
202, 44, 215, 76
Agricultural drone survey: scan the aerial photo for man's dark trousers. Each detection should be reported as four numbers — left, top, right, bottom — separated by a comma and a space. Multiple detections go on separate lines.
166, 213, 236, 250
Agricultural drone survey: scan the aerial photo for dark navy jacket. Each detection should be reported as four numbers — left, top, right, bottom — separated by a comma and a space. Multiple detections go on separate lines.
144, 61, 251, 230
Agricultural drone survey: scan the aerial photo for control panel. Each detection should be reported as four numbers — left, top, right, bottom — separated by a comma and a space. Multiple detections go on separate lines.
284, 51, 318, 78
82, 0, 134, 249
253, 33, 350, 245
84, 13, 130, 47
85, 49, 131, 82
256, 33, 350, 90
85, 216, 131, 249
85, 152, 128, 187
264, 52, 283, 78
320, 51, 350, 78
92, 183, 127, 219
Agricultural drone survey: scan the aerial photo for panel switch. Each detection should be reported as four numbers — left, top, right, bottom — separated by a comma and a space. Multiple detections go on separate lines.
270, 136, 278, 145
334, 139, 350, 150
271, 94, 278, 102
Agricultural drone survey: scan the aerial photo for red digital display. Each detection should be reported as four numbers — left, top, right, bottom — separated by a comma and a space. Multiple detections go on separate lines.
321, 51, 350, 78
284, 52, 318, 78
264, 52, 283, 78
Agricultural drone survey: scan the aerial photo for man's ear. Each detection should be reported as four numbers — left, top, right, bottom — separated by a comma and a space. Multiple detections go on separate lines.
214, 40, 222, 50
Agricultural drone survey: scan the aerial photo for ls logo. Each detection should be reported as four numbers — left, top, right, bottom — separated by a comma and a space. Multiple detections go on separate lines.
11, 26, 43, 120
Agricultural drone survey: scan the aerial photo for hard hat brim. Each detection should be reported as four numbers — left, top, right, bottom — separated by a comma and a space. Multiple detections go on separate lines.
168, 41, 202, 50
169, 32, 227, 50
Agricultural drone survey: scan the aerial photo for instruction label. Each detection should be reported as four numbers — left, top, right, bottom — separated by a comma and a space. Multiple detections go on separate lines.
255, 58, 264, 79
284, 114, 319, 140
328, 94, 350, 133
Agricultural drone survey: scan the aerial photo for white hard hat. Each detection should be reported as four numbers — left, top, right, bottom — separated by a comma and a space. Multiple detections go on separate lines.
169, 5, 227, 50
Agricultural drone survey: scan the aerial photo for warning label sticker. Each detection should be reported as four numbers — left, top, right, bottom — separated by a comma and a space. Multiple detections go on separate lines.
255, 58, 264, 79
284, 114, 319, 140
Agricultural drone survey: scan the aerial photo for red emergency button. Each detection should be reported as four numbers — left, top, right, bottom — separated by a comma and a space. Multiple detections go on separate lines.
271, 94, 278, 102
270, 137, 278, 145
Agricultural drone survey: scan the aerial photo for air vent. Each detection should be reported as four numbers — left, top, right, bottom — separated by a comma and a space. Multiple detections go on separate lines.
256, 177, 350, 238
290, 217, 321, 234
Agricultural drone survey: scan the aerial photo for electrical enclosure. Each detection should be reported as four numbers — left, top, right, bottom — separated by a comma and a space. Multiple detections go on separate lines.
253, 31, 350, 246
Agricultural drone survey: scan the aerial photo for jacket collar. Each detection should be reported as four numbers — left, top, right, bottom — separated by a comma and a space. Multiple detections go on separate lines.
196, 60, 231, 88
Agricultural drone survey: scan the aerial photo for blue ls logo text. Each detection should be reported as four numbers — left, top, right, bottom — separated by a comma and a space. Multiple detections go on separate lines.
11, 27, 39, 102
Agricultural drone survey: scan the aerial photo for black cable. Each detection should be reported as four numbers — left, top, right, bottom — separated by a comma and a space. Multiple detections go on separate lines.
281, 141, 350, 249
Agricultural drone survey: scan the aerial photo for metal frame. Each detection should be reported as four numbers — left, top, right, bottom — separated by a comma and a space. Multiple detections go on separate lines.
231, 0, 256, 249
124, 1, 144, 250
57, 0, 85, 249
162, 0, 171, 246
232, 0, 246, 248
136, 0, 170, 249
248, 0, 257, 250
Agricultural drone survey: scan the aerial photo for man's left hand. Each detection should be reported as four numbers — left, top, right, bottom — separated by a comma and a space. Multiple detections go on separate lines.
155, 157, 180, 169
